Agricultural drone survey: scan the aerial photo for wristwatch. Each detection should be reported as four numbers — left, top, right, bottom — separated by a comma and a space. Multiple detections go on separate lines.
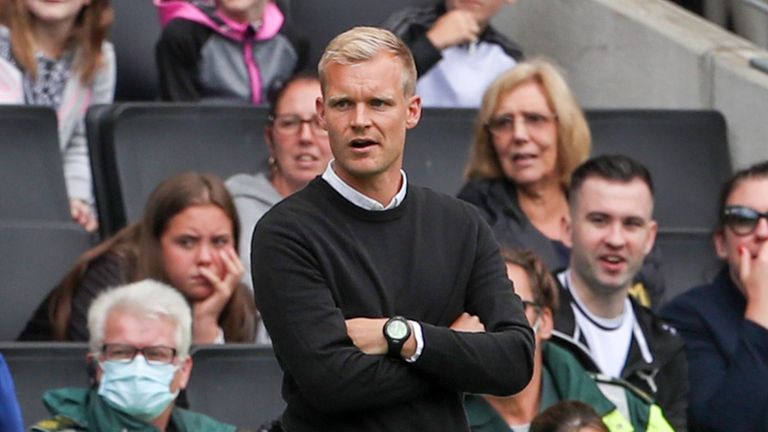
383, 316, 411, 358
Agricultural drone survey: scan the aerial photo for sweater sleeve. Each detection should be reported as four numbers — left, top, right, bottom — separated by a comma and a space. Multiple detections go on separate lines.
382, 7, 442, 77
662, 297, 768, 431
409, 216, 535, 396
62, 44, 115, 205
156, 19, 206, 102
251, 214, 435, 414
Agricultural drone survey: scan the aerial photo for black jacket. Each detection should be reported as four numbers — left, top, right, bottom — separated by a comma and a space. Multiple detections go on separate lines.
551, 272, 689, 431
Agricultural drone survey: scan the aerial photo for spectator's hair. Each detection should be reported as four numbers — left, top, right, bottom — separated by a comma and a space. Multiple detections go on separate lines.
0, 0, 113, 83
88, 279, 192, 359
530, 400, 609, 432
49, 172, 255, 342
716, 160, 768, 231
318, 26, 417, 97
500, 249, 559, 312
266, 71, 321, 119
465, 58, 591, 189
568, 154, 654, 205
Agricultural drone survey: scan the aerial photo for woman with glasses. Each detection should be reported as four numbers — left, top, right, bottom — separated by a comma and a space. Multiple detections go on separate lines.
458, 59, 665, 307
19, 172, 256, 344
226, 73, 332, 295
661, 161, 768, 432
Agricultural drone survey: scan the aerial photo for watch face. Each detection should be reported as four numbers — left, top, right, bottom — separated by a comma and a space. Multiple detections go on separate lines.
386, 320, 409, 340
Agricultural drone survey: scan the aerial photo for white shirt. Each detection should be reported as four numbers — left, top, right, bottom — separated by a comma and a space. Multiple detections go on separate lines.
560, 271, 634, 378
321, 161, 423, 362
417, 41, 518, 108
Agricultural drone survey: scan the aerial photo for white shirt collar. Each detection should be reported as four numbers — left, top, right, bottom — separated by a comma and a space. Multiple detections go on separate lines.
321, 160, 407, 211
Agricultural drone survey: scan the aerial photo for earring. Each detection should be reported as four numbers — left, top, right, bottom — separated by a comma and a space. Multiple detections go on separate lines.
268, 156, 278, 171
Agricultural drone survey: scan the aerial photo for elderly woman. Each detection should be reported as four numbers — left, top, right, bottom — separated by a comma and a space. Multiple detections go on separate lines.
458, 59, 663, 307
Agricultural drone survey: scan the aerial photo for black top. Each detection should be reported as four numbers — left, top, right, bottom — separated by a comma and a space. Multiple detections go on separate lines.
251, 178, 535, 432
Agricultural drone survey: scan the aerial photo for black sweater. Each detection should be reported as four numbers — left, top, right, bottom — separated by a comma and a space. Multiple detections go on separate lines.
252, 178, 534, 432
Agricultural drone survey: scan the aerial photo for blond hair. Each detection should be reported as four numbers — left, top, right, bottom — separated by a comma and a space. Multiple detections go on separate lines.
318, 26, 417, 97
464, 59, 591, 190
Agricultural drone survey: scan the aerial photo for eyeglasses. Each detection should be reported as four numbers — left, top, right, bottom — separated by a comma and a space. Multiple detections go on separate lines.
271, 114, 327, 136
485, 112, 557, 136
101, 344, 177, 365
723, 206, 768, 236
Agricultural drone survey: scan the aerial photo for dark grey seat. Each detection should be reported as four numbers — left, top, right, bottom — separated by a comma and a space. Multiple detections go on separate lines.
0, 106, 71, 222
112, 0, 162, 101
404, 107, 477, 196
586, 109, 731, 231
187, 345, 285, 429
655, 229, 722, 304
0, 342, 91, 428
0, 222, 93, 341
89, 103, 270, 236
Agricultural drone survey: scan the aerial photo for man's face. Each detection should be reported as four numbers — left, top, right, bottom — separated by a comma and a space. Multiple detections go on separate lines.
567, 177, 657, 296
96, 310, 192, 395
445, 0, 514, 25
317, 52, 421, 190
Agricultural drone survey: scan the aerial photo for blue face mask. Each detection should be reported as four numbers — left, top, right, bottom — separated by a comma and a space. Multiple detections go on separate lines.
97, 355, 179, 421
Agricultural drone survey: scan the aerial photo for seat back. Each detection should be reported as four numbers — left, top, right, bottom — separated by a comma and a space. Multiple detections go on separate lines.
186, 345, 285, 429
112, 0, 162, 100
93, 103, 270, 235
586, 109, 731, 231
0, 222, 93, 341
655, 229, 722, 304
404, 107, 477, 196
0, 106, 71, 222
0, 342, 91, 428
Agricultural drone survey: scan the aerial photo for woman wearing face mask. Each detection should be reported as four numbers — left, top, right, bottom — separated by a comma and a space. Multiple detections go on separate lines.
226, 73, 332, 293
661, 161, 768, 432
461, 249, 673, 432
458, 59, 665, 308
33, 280, 237, 431
19, 171, 256, 343
0, 0, 115, 232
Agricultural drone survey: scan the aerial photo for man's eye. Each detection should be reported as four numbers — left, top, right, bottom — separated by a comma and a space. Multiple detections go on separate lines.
332, 100, 352, 109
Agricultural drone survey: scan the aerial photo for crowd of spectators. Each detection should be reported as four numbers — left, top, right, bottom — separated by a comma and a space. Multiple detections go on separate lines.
0, 1, 766, 432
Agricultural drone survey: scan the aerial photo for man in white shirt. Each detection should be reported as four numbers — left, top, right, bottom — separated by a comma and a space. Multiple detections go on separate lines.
551, 154, 688, 431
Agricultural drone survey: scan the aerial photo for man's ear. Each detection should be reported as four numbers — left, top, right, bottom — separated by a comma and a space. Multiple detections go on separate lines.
405, 95, 422, 129
562, 214, 573, 248
538, 308, 554, 341
174, 356, 193, 391
316, 96, 327, 130
643, 220, 659, 255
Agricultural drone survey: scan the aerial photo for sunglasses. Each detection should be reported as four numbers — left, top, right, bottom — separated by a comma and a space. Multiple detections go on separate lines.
723, 205, 768, 236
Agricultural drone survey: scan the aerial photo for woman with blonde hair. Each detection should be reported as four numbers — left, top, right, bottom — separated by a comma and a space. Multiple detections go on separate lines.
459, 58, 590, 271
459, 59, 664, 306
0, 0, 115, 232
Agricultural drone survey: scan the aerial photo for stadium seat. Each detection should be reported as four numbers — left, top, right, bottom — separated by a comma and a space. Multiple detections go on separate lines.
112, 0, 162, 100
586, 109, 731, 231
88, 103, 270, 236
0, 106, 71, 222
0, 222, 93, 341
404, 107, 477, 196
187, 344, 285, 429
655, 228, 722, 303
0, 342, 91, 427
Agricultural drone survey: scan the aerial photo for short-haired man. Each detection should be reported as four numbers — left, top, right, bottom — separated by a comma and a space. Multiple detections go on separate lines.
551, 155, 688, 431
31, 280, 236, 432
252, 27, 534, 431
384, 0, 522, 107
